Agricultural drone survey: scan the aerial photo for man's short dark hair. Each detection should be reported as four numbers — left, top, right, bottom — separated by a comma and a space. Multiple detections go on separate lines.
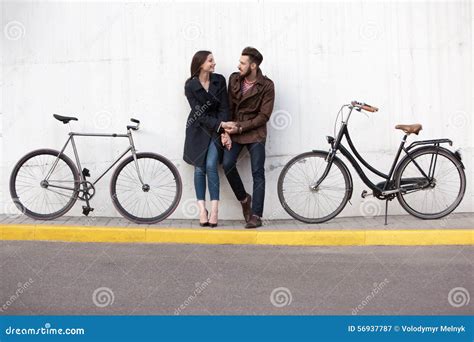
241, 47, 263, 66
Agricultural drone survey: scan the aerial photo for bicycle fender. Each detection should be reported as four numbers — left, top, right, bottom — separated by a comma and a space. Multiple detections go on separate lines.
395, 146, 465, 177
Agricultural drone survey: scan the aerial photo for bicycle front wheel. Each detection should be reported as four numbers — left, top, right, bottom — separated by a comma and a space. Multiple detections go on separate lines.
9, 149, 80, 220
277, 151, 352, 223
395, 147, 466, 219
110, 152, 182, 224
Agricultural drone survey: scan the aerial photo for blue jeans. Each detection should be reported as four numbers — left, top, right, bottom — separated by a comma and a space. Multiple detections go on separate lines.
222, 141, 266, 217
194, 140, 220, 201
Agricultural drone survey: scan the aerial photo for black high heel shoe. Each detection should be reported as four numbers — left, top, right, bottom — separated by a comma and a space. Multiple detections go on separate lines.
199, 209, 209, 227
209, 211, 218, 228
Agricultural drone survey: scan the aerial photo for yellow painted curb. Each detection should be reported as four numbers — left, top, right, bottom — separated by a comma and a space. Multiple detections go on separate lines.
0, 224, 473, 246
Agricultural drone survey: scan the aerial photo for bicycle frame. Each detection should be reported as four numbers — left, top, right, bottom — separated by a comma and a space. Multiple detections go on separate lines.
316, 105, 452, 197
43, 129, 145, 196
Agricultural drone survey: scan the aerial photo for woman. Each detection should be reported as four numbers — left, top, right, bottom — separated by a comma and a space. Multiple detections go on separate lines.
183, 51, 232, 227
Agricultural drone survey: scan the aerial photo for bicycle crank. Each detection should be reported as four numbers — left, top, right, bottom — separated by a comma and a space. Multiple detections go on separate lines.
77, 181, 96, 201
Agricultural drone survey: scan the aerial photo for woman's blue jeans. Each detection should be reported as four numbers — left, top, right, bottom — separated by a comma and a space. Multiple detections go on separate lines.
194, 140, 220, 201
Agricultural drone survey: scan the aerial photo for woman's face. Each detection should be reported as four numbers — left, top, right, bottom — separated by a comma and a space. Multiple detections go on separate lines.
200, 54, 216, 73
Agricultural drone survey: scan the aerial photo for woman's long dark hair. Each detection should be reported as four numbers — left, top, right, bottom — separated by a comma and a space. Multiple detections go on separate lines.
188, 50, 212, 81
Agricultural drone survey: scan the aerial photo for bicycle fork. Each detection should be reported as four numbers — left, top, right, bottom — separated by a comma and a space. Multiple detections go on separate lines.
310, 148, 337, 191
129, 132, 146, 186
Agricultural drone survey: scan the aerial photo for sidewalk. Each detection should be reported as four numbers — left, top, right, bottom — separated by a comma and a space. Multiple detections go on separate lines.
0, 213, 473, 246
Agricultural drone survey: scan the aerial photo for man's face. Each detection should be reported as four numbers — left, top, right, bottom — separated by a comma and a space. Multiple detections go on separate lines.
238, 55, 253, 77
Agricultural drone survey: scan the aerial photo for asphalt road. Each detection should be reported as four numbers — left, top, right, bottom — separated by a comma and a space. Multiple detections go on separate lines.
1, 241, 472, 315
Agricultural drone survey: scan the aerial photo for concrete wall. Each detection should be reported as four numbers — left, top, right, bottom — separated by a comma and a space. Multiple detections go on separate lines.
1, 1, 472, 219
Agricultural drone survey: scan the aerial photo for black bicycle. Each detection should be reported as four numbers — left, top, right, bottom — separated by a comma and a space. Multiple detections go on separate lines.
10, 114, 182, 224
277, 101, 466, 224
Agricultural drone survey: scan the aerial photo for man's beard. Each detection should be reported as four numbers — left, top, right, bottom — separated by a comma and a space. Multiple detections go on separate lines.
241, 67, 251, 78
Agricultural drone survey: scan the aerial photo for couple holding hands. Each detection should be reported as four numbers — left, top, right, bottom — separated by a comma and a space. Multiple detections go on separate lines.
183, 47, 275, 228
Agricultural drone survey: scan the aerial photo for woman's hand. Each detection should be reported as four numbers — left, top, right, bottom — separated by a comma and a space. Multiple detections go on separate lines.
221, 132, 232, 150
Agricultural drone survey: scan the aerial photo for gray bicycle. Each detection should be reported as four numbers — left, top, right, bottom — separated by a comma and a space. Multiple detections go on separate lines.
10, 114, 182, 224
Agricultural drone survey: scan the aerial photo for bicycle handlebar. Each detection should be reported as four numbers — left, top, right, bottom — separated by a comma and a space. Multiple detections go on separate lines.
351, 101, 379, 113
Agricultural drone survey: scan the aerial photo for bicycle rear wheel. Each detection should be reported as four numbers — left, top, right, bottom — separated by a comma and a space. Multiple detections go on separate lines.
9, 149, 80, 219
110, 152, 182, 224
277, 151, 352, 223
395, 147, 466, 219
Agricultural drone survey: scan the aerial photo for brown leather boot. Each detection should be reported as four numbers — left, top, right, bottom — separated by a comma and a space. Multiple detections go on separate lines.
240, 193, 252, 223
245, 215, 262, 229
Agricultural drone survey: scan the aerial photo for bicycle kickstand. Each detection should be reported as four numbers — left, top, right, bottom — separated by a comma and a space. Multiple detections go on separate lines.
384, 199, 389, 226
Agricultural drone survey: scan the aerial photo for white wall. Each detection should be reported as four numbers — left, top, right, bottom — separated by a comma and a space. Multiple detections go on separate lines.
1, 1, 472, 219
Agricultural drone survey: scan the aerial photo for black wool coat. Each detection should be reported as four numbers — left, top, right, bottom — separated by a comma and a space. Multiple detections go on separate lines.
183, 73, 230, 167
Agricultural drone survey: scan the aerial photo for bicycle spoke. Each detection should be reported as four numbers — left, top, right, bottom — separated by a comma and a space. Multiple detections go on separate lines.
279, 153, 349, 223
113, 155, 180, 222
397, 150, 464, 218
11, 151, 78, 219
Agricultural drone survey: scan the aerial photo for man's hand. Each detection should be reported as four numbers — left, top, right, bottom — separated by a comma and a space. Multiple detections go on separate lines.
222, 121, 239, 134
221, 121, 237, 129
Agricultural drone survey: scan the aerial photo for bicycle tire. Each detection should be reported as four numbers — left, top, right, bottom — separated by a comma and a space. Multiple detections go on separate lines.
395, 146, 466, 219
9, 149, 80, 220
277, 151, 352, 223
110, 152, 182, 224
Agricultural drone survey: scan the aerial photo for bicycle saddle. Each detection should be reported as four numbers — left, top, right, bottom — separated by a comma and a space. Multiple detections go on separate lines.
395, 123, 422, 135
53, 114, 78, 124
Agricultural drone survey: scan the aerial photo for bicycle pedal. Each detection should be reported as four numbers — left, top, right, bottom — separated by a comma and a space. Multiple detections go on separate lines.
82, 206, 94, 216
82, 168, 90, 178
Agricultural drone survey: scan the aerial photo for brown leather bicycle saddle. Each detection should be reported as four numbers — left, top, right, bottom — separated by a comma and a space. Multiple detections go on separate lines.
395, 124, 423, 135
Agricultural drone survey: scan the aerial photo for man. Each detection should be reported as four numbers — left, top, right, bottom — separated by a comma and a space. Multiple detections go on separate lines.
221, 47, 275, 228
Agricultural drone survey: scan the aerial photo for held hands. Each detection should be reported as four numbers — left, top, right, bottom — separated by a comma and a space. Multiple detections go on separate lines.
220, 122, 240, 149
221, 121, 240, 135
221, 132, 232, 150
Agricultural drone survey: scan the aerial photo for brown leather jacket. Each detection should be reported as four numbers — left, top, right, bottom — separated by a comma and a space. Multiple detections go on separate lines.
228, 69, 275, 144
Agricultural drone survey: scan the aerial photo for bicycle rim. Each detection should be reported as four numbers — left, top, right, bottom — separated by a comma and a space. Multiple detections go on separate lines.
396, 148, 466, 219
10, 149, 79, 219
111, 153, 182, 223
278, 152, 351, 223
